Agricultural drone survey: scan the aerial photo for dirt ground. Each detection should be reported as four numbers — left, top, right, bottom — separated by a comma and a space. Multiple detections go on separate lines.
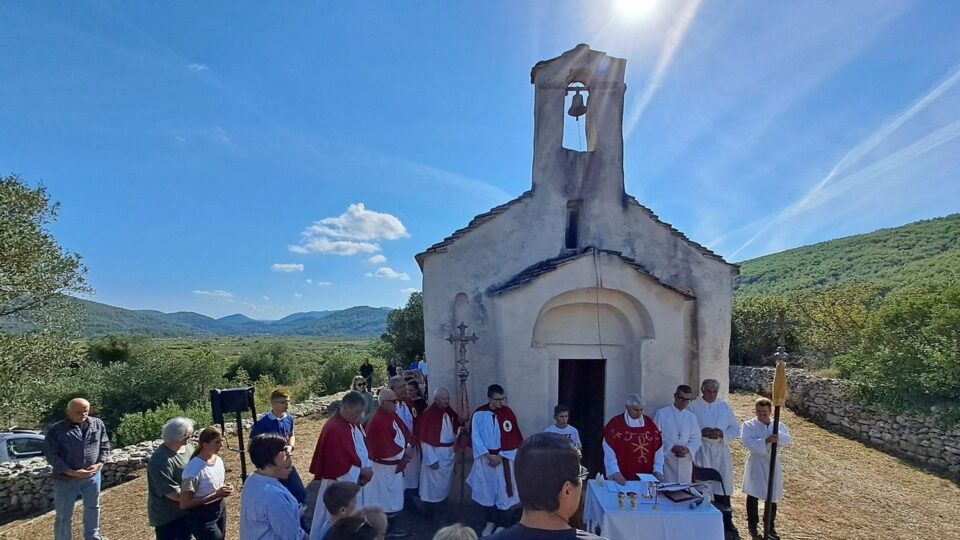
2, 392, 959, 539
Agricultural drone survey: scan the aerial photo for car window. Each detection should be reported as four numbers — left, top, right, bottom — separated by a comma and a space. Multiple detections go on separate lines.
7, 438, 45, 458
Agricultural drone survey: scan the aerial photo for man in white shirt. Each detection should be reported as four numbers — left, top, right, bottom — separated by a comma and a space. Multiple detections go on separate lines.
543, 405, 581, 450
689, 379, 740, 537
653, 385, 701, 483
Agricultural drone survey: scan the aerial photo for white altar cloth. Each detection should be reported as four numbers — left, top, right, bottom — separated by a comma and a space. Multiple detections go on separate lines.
583, 480, 723, 540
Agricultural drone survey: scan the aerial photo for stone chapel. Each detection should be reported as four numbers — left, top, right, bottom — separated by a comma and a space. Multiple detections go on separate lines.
415, 44, 739, 471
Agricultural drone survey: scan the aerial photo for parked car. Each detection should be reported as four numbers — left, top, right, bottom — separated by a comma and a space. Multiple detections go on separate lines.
0, 429, 46, 464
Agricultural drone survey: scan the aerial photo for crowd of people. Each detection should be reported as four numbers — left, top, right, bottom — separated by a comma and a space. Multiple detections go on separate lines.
43, 359, 791, 540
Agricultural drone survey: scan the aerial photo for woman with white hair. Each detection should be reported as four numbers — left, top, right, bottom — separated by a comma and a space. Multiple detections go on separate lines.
148, 417, 196, 540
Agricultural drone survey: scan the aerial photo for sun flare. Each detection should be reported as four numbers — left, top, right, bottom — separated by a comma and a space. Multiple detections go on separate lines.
614, 0, 657, 20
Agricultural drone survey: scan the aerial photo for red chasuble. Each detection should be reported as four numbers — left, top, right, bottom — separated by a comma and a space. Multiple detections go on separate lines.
602, 414, 663, 480
475, 404, 523, 451
416, 404, 460, 447
309, 413, 363, 480
366, 408, 411, 461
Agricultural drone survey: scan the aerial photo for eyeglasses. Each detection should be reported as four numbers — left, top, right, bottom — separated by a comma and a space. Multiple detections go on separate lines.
491, 397, 506, 402
383, 399, 398, 404
578, 465, 589, 481
354, 515, 373, 533
676, 395, 693, 402
283, 445, 294, 455
356, 383, 366, 388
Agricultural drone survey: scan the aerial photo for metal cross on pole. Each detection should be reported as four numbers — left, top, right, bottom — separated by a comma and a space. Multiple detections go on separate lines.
764, 308, 799, 364
446, 322, 478, 417
446, 321, 478, 509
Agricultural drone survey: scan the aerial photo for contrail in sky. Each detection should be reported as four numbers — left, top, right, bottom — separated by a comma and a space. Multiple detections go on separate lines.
623, 0, 703, 139
730, 64, 960, 259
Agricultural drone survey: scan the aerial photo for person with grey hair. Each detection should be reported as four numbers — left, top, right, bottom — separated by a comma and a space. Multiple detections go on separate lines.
419, 387, 461, 517
654, 385, 702, 483
689, 379, 741, 537
148, 417, 196, 539
602, 394, 664, 485
45, 397, 110, 540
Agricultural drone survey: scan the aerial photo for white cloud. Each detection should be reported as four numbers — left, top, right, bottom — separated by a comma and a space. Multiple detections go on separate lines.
174, 136, 187, 145
289, 203, 408, 256
317, 281, 332, 286
188, 63, 208, 72
305, 278, 313, 284
400, 288, 420, 294
368, 254, 387, 264
367, 267, 410, 281
262, 296, 270, 301
192, 289, 234, 299
288, 237, 380, 256
271, 263, 304, 273
293, 293, 303, 299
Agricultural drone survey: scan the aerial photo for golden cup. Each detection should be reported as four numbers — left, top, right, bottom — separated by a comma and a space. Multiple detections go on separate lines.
617, 492, 625, 509
627, 492, 638, 510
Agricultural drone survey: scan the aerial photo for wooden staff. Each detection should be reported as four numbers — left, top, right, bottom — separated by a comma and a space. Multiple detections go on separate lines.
764, 360, 787, 540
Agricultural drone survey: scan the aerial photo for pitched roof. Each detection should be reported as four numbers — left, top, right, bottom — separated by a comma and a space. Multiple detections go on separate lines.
415, 190, 533, 268
624, 195, 739, 271
488, 246, 697, 299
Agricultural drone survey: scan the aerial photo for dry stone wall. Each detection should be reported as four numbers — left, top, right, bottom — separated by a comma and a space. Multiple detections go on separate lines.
730, 366, 960, 483
0, 392, 344, 518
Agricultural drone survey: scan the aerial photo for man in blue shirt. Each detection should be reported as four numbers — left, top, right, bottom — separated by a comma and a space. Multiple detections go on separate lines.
250, 389, 307, 505
45, 398, 110, 540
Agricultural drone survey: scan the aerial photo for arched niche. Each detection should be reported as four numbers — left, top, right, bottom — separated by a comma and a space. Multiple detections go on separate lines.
531, 287, 653, 348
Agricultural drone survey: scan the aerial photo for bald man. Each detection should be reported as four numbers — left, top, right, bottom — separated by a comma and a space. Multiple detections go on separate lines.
45, 398, 111, 540
417, 388, 460, 511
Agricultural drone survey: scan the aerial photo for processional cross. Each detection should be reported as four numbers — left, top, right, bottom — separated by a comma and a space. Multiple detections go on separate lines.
765, 309, 798, 363
446, 321, 478, 508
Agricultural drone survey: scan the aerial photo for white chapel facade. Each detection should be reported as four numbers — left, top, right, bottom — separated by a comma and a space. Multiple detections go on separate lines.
415, 45, 738, 469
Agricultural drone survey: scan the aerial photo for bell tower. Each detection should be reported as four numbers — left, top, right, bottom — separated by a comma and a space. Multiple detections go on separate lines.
530, 44, 627, 204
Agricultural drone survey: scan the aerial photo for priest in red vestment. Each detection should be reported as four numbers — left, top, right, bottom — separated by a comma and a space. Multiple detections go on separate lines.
416, 387, 460, 512
468, 384, 524, 536
364, 388, 412, 515
308, 391, 372, 537
602, 393, 664, 485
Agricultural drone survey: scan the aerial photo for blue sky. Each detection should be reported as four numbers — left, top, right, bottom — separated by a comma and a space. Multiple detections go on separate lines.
2, 1, 959, 319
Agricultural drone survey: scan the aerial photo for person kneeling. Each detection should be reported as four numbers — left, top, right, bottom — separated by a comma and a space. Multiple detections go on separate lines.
488, 433, 606, 539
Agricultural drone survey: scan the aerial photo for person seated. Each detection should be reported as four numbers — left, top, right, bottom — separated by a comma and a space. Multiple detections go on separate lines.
543, 405, 582, 450
488, 432, 606, 539
313, 481, 361, 540
326, 507, 389, 540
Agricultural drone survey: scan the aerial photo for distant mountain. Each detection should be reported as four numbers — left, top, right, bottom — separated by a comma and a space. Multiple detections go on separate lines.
735, 214, 960, 297
16, 299, 395, 338
274, 310, 334, 325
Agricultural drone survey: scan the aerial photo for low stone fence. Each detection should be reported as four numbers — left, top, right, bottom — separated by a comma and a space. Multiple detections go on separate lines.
0, 392, 344, 518
730, 366, 960, 482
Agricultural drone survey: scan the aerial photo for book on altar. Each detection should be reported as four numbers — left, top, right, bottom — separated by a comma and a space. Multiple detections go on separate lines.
660, 486, 702, 503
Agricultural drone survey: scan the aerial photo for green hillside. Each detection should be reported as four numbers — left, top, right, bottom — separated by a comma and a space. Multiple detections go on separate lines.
735, 214, 960, 297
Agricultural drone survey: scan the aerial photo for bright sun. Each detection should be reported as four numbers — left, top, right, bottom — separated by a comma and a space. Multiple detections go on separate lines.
614, 0, 657, 20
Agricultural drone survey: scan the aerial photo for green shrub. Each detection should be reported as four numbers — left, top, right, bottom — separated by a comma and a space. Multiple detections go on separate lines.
226, 342, 295, 385
114, 401, 213, 447
309, 351, 386, 396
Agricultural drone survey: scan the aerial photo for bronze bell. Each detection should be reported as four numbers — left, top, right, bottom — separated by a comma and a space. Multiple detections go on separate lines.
567, 91, 587, 118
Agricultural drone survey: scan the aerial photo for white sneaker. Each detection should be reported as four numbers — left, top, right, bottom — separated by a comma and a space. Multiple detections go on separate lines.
481, 522, 496, 537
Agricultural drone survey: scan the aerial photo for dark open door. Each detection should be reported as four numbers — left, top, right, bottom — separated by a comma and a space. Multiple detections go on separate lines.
558, 359, 606, 475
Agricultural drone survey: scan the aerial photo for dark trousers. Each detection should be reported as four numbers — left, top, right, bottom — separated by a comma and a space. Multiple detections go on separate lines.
482, 505, 517, 528
281, 466, 307, 504
746, 495, 777, 528
714, 494, 736, 531
187, 499, 226, 540
155, 516, 191, 540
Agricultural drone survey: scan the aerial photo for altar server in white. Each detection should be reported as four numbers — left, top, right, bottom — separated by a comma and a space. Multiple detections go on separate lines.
468, 384, 523, 537
689, 379, 740, 536
417, 387, 459, 509
741, 397, 792, 540
653, 385, 701, 483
